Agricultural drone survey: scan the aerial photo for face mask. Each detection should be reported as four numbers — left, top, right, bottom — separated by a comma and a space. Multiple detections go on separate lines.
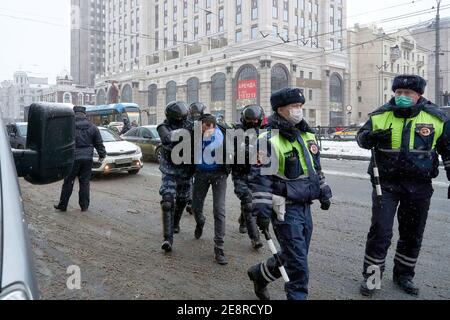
286, 108, 303, 125
395, 96, 414, 108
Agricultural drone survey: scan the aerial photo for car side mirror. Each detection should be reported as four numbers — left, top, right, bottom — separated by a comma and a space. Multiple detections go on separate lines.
13, 103, 75, 185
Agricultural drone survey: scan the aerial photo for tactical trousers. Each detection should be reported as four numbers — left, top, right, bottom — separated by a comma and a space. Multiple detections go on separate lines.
58, 159, 93, 210
255, 203, 313, 300
232, 173, 260, 241
363, 180, 433, 279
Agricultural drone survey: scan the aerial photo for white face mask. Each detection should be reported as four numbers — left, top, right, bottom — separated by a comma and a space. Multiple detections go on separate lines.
286, 108, 303, 125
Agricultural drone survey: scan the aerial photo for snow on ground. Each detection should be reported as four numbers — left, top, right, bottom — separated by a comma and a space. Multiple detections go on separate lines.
319, 140, 371, 158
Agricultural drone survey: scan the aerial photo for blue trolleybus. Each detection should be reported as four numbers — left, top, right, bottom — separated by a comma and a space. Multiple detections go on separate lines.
85, 103, 142, 127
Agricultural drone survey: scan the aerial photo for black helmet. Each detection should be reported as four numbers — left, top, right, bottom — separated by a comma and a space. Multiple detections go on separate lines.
189, 102, 206, 120
165, 101, 189, 123
241, 105, 264, 128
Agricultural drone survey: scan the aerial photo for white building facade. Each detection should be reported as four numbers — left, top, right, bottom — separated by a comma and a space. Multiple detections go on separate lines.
348, 25, 429, 123
0, 71, 49, 122
96, 0, 350, 127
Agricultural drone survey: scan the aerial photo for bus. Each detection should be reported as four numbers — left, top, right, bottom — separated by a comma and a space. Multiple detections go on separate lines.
85, 103, 142, 127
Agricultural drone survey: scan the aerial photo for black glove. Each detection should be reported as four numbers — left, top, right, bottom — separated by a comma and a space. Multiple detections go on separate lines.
256, 216, 271, 232
320, 199, 331, 211
368, 128, 392, 145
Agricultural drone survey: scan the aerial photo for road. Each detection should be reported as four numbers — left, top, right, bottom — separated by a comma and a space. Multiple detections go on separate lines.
20, 159, 450, 300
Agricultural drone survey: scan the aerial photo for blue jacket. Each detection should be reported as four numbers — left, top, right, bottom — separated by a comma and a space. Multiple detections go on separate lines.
196, 127, 224, 172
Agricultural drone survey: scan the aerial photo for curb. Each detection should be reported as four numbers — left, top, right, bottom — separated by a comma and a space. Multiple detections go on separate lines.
320, 154, 371, 161
321, 153, 446, 167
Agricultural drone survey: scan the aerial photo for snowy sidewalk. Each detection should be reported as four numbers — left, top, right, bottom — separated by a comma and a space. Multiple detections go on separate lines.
318, 140, 371, 161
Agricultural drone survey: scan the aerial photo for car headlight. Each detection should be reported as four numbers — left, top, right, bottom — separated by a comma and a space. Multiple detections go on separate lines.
135, 146, 142, 155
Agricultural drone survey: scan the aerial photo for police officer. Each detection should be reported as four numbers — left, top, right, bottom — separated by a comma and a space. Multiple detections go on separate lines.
185, 102, 206, 215
188, 102, 206, 122
157, 101, 194, 252
247, 88, 333, 300
54, 106, 106, 212
120, 118, 132, 135
232, 105, 264, 250
357, 75, 450, 296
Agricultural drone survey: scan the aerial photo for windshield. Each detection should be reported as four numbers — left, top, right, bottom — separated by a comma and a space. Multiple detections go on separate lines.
17, 124, 27, 137
100, 129, 121, 142
126, 112, 140, 126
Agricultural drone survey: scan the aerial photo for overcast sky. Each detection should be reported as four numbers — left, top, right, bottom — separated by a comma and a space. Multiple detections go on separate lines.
0, 0, 448, 83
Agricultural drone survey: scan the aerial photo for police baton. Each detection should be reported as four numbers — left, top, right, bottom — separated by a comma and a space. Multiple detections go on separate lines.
371, 148, 382, 197
262, 229, 290, 283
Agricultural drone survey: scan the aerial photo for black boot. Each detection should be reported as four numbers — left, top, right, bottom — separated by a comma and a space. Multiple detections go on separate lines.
251, 237, 264, 250
54, 204, 67, 212
161, 201, 174, 252
247, 264, 270, 300
360, 278, 377, 297
173, 200, 186, 234
238, 212, 247, 234
393, 275, 419, 296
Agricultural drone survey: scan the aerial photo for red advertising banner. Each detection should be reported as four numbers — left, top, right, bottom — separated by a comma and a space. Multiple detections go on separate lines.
237, 80, 257, 100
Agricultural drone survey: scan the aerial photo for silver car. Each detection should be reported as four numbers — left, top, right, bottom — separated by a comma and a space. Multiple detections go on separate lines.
0, 103, 75, 300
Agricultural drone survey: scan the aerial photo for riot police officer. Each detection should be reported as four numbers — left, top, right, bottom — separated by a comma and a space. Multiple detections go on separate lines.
185, 102, 207, 216
357, 75, 450, 296
247, 88, 333, 300
188, 102, 206, 122
232, 105, 264, 250
157, 101, 194, 252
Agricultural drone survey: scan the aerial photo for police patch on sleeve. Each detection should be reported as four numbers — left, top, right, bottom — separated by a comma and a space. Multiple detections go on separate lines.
307, 140, 319, 155
415, 124, 435, 137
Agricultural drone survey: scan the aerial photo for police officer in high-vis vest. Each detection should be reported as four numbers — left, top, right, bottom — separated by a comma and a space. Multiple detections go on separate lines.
357, 75, 450, 296
247, 88, 333, 300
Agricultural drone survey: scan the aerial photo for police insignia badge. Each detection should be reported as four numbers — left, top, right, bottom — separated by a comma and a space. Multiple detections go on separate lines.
308, 141, 319, 155
416, 124, 434, 137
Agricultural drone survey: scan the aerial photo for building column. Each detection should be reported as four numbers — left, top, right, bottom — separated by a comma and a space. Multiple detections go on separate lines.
225, 65, 234, 123
259, 57, 272, 116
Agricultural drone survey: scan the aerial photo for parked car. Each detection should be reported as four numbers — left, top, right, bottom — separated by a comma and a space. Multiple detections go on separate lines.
93, 127, 143, 175
0, 103, 75, 300
6, 122, 28, 149
121, 125, 162, 163
330, 127, 360, 141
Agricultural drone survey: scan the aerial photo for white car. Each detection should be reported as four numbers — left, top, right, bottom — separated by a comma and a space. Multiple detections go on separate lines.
93, 127, 143, 175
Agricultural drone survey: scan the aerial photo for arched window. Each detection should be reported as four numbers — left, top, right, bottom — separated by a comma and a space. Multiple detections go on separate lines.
148, 84, 158, 107
166, 81, 177, 104
271, 64, 290, 93
78, 93, 84, 105
187, 77, 200, 104
211, 73, 226, 102
97, 89, 106, 105
330, 73, 343, 103
235, 64, 259, 121
63, 92, 72, 104
107, 85, 119, 104
121, 84, 132, 103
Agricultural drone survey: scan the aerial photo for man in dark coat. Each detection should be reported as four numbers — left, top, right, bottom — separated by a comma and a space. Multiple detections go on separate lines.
54, 106, 106, 212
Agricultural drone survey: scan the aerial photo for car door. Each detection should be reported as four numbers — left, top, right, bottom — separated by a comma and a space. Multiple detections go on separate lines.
137, 128, 155, 159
